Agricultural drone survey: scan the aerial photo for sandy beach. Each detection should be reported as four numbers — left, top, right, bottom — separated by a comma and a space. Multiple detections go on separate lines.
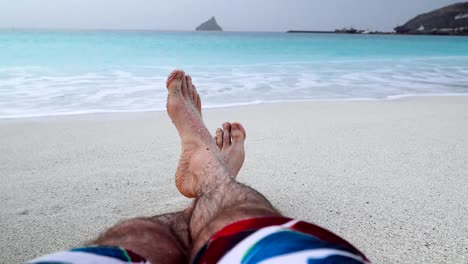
1, 96, 467, 263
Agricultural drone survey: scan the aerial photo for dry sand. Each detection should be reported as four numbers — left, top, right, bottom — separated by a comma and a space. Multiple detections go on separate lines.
1, 96, 467, 263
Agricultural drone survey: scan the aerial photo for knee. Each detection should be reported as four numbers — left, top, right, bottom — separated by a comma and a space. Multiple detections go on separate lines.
192, 206, 280, 254
93, 218, 168, 245
92, 218, 187, 264
226, 203, 281, 219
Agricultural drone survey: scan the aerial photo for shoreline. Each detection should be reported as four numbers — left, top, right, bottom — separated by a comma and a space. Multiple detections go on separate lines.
2, 93, 468, 121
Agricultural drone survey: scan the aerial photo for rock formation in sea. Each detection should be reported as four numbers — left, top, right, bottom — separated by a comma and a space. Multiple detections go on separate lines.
394, 2, 468, 35
196, 17, 223, 31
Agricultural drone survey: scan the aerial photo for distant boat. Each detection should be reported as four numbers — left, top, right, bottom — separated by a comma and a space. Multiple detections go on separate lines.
455, 13, 468, 20
334, 28, 366, 34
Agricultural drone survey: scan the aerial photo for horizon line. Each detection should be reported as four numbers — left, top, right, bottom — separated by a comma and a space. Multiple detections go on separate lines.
0, 27, 289, 33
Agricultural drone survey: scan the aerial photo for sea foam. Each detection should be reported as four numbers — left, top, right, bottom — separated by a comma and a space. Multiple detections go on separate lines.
1, 31, 468, 118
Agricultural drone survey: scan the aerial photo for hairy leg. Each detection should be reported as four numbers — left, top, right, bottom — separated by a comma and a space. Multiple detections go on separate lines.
90, 208, 192, 264
189, 180, 281, 257
89, 75, 249, 263
165, 70, 281, 259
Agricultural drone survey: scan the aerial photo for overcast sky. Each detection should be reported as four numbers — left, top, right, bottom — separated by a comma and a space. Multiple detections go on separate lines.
0, 0, 463, 31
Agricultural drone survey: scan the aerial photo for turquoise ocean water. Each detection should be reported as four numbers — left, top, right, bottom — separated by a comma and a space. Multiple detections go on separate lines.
1, 30, 468, 118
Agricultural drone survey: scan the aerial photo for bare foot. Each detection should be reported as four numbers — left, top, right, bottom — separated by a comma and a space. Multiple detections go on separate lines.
214, 122, 246, 177
166, 70, 231, 198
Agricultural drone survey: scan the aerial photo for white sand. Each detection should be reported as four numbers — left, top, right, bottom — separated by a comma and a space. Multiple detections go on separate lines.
1, 96, 467, 263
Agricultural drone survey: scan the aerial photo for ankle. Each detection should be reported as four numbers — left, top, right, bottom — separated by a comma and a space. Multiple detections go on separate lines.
196, 175, 235, 197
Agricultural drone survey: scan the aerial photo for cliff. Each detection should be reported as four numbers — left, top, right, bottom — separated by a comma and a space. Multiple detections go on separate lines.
196, 17, 223, 31
395, 2, 468, 35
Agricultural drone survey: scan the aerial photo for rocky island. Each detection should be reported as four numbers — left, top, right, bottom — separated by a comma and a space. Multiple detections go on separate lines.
196, 17, 223, 31
288, 2, 468, 36
395, 2, 468, 35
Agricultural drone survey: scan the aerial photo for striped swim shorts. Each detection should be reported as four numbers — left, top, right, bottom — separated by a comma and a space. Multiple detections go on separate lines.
28, 217, 370, 264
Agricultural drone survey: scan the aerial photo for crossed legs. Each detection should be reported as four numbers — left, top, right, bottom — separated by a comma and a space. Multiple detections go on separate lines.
92, 70, 279, 263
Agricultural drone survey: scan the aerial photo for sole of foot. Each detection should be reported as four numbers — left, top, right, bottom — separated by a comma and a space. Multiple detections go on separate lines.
166, 70, 231, 198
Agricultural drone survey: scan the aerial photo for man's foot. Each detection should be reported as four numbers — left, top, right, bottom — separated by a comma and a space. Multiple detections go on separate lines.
214, 123, 246, 177
166, 70, 231, 198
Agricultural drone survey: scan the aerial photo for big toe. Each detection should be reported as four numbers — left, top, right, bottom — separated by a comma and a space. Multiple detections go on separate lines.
231, 122, 246, 143
166, 70, 185, 94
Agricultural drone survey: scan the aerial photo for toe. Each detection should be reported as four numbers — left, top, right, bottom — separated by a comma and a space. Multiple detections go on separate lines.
181, 73, 189, 98
166, 70, 185, 93
196, 92, 202, 113
222, 122, 231, 146
231, 122, 246, 143
215, 128, 223, 149
165, 70, 179, 88
186, 76, 195, 101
